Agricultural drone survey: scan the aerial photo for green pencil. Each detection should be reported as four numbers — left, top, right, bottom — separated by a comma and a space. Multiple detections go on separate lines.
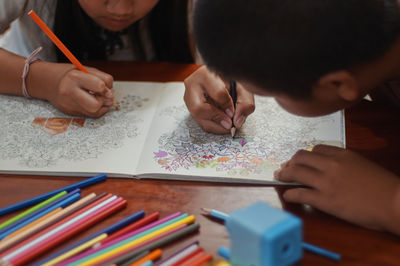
0, 191, 67, 230
110, 223, 200, 265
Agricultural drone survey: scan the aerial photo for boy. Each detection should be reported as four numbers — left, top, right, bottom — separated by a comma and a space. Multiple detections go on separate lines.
188, 0, 400, 235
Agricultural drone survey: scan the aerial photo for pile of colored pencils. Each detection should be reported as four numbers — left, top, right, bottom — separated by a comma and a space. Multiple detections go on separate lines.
0, 175, 209, 265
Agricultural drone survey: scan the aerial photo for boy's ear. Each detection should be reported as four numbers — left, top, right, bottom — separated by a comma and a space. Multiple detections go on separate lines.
317, 71, 360, 101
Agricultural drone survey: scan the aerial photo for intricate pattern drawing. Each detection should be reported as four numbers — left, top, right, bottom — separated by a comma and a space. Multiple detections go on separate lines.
0, 94, 148, 168
154, 97, 339, 177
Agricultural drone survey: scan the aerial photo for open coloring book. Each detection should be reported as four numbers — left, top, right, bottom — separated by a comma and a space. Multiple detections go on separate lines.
0, 81, 345, 184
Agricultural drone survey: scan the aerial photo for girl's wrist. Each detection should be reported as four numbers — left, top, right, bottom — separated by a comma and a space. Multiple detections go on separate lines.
26, 62, 75, 101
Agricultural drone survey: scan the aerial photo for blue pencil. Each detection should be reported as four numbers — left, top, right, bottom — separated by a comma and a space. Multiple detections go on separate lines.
0, 192, 81, 240
0, 174, 107, 217
33, 210, 145, 265
0, 189, 80, 237
203, 207, 341, 262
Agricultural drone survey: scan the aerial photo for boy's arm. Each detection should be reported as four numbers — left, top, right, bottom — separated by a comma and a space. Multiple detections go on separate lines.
274, 144, 400, 235
0, 48, 115, 117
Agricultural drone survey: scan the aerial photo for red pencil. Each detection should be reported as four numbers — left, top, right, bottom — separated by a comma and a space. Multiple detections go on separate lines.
0, 193, 113, 259
10, 197, 127, 265
99, 212, 160, 246
180, 251, 213, 266
94, 224, 188, 265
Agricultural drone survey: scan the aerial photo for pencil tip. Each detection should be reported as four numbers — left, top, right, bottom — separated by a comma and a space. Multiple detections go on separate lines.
230, 127, 236, 138
200, 207, 212, 215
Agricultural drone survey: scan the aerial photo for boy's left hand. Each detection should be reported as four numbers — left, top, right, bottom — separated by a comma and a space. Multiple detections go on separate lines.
274, 144, 400, 234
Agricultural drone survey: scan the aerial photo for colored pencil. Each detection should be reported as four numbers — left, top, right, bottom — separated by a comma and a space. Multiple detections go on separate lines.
129, 249, 162, 266
96, 224, 187, 266
139, 261, 154, 266
0, 189, 80, 237
3, 208, 61, 240
0, 190, 81, 240
180, 251, 213, 266
28, 10, 119, 110
0, 191, 66, 230
0, 193, 97, 253
41, 234, 107, 266
0, 174, 106, 217
170, 247, 203, 266
28, 10, 88, 73
112, 251, 149, 266
99, 212, 159, 246
10, 197, 125, 265
3, 192, 98, 241
74, 216, 195, 266
204, 207, 341, 262
61, 212, 183, 265
40, 210, 145, 265
302, 242, 341, 261
0, 193, 113, 259
99, 212, 181, 249
7, 196, 126, 265
107, 223, 200, 266
156, 241, 199, 266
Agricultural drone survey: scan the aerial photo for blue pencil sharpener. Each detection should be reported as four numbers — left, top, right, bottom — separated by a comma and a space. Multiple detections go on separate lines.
222, 202, 303, 266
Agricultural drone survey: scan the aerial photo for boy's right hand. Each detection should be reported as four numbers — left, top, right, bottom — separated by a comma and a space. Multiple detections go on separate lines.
33, 63, 115, 118
184, 65, 255, 134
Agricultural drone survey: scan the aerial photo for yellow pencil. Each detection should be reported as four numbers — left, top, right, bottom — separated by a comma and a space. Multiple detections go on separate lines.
42, 233, 107, 266
80, 215, 196, 266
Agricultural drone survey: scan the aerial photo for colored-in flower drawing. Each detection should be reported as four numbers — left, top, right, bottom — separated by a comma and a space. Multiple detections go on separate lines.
158, 159, 168, 165
154, 150, 168, 158
217, 156, 229, 162
251, 158, 263, 165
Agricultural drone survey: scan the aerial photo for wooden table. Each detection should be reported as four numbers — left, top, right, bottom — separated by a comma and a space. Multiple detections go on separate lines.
1, 62, 400, 265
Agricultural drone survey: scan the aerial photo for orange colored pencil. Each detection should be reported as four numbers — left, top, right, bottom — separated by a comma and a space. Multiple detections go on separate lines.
3, 208, 61, 240
28, 10, 119, 110
129, 249, 162, 266
180, 251, 213, 266
28, 10, 87, 73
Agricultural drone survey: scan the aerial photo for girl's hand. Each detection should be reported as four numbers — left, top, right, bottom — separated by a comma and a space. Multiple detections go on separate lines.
30, 63, 115, 117
274, 144, 400, 235
184, 65, 255, 134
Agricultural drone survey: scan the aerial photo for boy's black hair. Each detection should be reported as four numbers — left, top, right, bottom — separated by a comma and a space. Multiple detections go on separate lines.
193, 0, 400, 98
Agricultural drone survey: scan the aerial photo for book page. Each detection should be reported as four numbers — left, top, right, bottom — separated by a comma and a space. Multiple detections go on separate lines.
137, 82, 345, 183
0, 81, 164, 176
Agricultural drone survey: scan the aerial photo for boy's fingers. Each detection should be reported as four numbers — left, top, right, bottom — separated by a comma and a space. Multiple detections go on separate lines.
274, 163, 321, 188
288, 149, 332, 172
184, 81, 232, 130
283, 188, 320, 207
233, 84, 255, 129
197, 120, 231, 134
199, 69, 234, 117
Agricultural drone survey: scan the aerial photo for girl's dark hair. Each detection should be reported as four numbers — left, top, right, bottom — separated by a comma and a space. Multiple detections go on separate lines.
54, 0, 193, 63
193, 0, 400, 98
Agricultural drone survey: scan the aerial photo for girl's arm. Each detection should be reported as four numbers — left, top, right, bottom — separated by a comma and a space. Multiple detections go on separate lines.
0, 48, 115, 117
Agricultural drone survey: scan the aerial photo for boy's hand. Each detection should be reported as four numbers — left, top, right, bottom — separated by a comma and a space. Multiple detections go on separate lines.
184, 65, 255, 134
46, 65, 115, 118
274, 145, 400, 234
